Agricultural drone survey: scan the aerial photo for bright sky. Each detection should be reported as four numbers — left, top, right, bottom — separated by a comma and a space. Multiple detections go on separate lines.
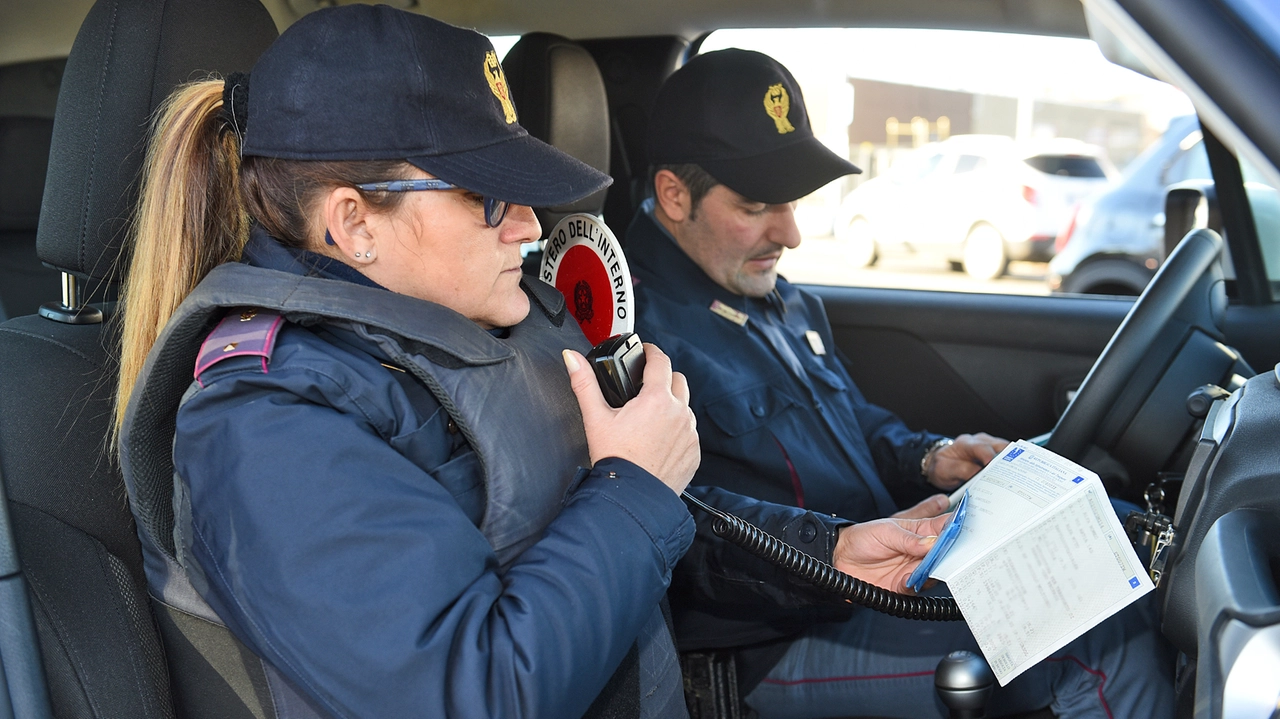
494, 28, 1193, 133
701, 29, 1194, 132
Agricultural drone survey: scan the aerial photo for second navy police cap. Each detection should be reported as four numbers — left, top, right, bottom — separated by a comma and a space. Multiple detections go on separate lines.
242, 4, 611, 208
647, 48, 861, 205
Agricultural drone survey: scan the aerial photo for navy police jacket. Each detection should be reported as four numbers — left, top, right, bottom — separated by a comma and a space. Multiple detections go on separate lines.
627, 201, 946, 680
168, 228, 852, 719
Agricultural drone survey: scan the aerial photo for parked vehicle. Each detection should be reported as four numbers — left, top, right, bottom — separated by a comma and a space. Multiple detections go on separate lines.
1049, 115, 1210, 295
834, 134, 1116, 280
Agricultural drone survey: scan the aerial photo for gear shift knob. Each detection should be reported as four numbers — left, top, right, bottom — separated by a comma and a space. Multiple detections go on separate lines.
935, 650, 995, 719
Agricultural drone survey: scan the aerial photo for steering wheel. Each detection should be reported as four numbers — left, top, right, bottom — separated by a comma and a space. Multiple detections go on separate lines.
1044, 229, 1225, 462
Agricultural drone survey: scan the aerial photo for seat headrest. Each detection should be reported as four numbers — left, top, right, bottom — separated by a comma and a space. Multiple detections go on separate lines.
503, 33, 610, 232
36, 0, 278, 281
0, 117, 53, 233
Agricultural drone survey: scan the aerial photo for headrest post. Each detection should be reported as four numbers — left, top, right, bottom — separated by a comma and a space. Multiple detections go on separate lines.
62, 273, 79, 309
37, 273, 102, 325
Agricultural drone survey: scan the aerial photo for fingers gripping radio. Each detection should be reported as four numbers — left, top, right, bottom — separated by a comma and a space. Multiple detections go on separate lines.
543, 214, 960, 621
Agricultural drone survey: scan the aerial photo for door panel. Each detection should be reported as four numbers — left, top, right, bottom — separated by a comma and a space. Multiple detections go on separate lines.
810, 285, 1131, 440
811, 284, 1280, 443
1223, 303, 1280, 372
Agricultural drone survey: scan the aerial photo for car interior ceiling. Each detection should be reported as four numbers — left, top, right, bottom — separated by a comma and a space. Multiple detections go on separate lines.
1, 0, 1280, 718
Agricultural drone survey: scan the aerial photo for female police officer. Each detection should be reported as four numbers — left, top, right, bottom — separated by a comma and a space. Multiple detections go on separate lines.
114, 6, 951, 718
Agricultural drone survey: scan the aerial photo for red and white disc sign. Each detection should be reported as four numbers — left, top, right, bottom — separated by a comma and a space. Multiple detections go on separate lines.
540, 213, 634, 346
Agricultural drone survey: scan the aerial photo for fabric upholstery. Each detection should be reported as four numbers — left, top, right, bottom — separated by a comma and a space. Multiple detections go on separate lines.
0, 1, 277, 717
0, 313, 174, 718
503, 32, 611, 232
0, 117, 58, 317
36, 0, 277, 281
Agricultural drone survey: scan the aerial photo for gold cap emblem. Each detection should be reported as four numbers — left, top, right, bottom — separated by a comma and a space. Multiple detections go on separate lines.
484, 51, 517, 124
763, 83, 795, 134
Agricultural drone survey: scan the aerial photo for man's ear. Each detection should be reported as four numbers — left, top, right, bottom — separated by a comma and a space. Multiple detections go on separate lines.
653, 169, 692, 224
321, 187, 378, 264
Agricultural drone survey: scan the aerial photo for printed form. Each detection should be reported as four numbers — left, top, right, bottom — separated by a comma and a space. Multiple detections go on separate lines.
930, 440, 1152, 685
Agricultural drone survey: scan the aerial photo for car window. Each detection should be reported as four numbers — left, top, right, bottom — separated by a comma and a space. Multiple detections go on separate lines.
698, 28, 1195, 297
1024, 155, 1106, 178
892, 150, 946, 182
955, 154, 987, 174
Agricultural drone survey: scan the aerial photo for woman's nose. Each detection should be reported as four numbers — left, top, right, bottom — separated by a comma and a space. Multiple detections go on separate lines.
503, 204, 542, 244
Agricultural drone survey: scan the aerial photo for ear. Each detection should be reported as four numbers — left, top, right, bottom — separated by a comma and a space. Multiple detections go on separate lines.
653, 169, 692, 224
321, 187, 378, 264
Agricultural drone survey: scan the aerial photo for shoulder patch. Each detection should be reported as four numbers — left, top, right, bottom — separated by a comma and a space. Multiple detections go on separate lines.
194, 308, 285, 385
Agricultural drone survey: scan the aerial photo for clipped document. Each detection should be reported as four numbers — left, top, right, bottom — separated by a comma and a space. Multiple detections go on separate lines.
927, 440, 1153, 686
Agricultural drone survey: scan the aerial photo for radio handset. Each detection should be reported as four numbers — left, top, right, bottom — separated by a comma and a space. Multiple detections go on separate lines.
587, 333, 962, 622
585, 333, 645, 409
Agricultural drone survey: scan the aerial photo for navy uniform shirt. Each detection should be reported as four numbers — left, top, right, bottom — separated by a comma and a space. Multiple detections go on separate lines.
627, 201, 947, 688
628, 200, 945, 524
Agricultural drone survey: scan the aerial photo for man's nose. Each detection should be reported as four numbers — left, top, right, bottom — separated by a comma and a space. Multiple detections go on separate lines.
768, 202, 803, 249
502, 204, 542, 245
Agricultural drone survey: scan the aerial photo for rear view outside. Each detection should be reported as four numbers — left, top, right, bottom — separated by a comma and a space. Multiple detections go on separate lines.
836, 134, 1115, 280
1049, 116, 1210, 295
699, 28, 1194, 297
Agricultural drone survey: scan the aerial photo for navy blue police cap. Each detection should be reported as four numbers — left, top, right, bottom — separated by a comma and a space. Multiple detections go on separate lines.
647, 49, 860, 205
241, 5, 611, 208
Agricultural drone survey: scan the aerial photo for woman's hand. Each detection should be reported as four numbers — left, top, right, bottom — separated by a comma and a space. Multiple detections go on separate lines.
832, 514, 951, 593
564, 343, 700, 494
926, 433, 1009, 490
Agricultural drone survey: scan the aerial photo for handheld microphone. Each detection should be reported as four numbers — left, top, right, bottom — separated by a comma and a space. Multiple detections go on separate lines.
586, 333, 645, 408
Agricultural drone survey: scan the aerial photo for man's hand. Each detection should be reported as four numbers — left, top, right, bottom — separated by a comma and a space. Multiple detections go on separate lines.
832, 514, 951, 593
926, 433, 1009, 490
891, 494, 948, 520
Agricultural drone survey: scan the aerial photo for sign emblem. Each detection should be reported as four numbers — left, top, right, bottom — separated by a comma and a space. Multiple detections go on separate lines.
484, 50, 517, 124
541, 214, 634, 346
763, 83, 795, 134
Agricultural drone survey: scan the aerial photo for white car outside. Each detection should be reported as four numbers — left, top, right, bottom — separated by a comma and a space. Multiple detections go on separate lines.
834, 135, 1117, 280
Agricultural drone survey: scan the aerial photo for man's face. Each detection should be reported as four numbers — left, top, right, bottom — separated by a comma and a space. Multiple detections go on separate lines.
673, 184, 803, 297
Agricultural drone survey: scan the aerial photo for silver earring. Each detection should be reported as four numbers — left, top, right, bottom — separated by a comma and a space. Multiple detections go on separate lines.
354, 253, 361, 259
365, 251, 374, 258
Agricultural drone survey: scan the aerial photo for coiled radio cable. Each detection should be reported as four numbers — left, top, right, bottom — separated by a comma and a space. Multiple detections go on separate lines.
682, 492, 963, 622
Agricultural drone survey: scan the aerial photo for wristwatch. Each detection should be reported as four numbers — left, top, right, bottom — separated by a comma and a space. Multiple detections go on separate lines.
920, 438, 955, 477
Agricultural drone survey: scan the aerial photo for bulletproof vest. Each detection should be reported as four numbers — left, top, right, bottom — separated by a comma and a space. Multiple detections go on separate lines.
119, 262, 683, 719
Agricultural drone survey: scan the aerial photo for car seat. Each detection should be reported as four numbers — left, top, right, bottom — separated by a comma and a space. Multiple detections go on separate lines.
0, 116, 58, 320
578, 36, 690, 242
503, 32, 612, 235
0, 1, 275, 717
502, 32, 612, 279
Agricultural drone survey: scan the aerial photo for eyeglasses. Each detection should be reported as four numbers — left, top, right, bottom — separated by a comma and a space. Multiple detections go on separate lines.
354, 179, 510, 228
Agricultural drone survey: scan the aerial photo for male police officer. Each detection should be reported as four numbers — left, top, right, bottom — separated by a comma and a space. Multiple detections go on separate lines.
628, 49, 1174, 719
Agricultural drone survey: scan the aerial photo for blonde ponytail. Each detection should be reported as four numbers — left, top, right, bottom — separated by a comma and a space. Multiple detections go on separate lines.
115, 79, 249, 434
